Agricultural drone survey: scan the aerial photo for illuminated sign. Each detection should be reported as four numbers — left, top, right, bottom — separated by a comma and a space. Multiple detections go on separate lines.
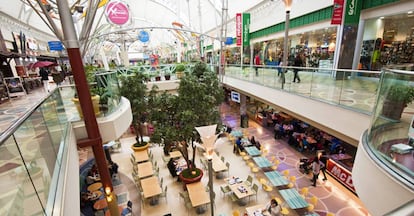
327, 159, 356, 193
105, 1, 130, 25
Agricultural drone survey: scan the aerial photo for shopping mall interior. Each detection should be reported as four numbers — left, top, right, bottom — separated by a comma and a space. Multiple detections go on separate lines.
0, 1, 413, 216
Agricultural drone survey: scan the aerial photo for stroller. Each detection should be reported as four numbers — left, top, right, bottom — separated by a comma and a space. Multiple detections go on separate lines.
299, 157, 311, 174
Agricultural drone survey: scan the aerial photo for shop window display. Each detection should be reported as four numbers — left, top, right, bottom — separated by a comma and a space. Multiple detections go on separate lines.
361, 13, 414, 70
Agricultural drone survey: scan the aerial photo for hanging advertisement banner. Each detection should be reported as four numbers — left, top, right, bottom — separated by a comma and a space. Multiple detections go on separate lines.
236, 13, 242, 46
344, 0, 362, 25
105, 1, 130, 26
242, 13, 250, 47
331, 0, 344, 25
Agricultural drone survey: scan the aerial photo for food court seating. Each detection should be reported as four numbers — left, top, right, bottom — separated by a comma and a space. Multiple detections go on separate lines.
232, 209, 240, 216
245, 175, 253, 187
281, 207, 289, 215
307, 195, 318, 212
251, 183, 259, 200
220, 185, 231, 197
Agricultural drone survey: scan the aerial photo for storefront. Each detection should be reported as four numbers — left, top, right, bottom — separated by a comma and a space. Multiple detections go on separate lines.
360, 12, 414, 71
245, 26, 337, 69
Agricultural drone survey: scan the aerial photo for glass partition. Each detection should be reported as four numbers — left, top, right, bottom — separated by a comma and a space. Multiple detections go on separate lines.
224, 64, 380, 114
366, 68, 414, 186
0, 89, 68, 215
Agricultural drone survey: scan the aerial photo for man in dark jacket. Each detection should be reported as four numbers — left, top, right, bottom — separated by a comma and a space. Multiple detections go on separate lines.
293, 54, 302, 83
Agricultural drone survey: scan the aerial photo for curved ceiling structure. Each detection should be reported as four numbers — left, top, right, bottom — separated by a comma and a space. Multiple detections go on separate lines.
2, 0, 265, 61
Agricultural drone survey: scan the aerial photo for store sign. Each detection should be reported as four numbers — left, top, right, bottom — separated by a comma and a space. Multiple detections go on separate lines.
242, 13, 250, 47
231, 91, 240, 103
344, 0, 362, 25
236, 13, 242, 46
138, 30, 149, 43
105, 1, 130, 25
331, 0, 344, 25
327, 159, 356, 193
48, 41, 63, 51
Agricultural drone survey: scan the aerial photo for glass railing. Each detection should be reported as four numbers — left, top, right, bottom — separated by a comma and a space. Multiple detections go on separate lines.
0, 88, 68, 215
224, 64, 381, 114
365, 67, 414, 188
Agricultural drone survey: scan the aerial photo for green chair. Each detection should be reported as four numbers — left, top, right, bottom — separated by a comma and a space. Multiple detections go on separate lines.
220, 185, 231, 197
245, 175, 253, 187
251, 183, 259, 200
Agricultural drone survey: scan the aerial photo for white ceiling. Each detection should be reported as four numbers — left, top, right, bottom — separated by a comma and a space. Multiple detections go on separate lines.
3, 0, 265, 51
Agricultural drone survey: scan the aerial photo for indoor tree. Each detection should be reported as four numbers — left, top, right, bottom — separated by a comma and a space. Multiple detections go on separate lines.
150, 61, 224, 176
119, 72, 149, 147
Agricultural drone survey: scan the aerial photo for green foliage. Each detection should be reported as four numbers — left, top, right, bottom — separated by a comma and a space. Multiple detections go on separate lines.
119, 72, 149, 144
149, 61, 224, 167
181, 168, 201, 178
385, 84, 414, 104
175, 63, 185, 72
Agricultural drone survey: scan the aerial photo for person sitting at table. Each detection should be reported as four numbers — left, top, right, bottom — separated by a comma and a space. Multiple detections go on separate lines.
235, 137, 244, 153
255, 141, 261, 150
167, 158, 178, 177
263, 198, 281, 216
250, 136, 256, 146
80, 192, 94, 215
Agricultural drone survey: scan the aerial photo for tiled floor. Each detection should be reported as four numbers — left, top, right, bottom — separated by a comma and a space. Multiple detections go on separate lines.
110, 103, 371, 216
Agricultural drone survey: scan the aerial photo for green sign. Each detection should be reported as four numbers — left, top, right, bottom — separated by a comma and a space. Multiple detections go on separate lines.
344, 0, 362, 25
242, 13, 250, 46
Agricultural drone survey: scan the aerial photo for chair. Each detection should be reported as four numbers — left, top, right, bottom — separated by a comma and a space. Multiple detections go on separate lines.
225, 162, 230, 176
153, 160, 158, 168
160, 177, 164, 188
232, 210, 240, 216
307, 195, 318, 212
245, 175, 253, 187
160, 185, 168, 203
261, 182, 273, 192
326, 212, 335, 216
271, 163, 278, 170
300, 187, 309, 198
271, 196, 283, 205
220, 185, 231, 197
161, 155, 169, 164
243, 155, 250, 161
239, 151, 246, 157
274, 159, 281, 165
221, 156, 225, 162
281, 207, 289, 215
288, 176, 296, 188
229, 193, 239, 204
259, 178, 267, 185
251, 183, 259, 200
179, 192, 189, 202
282, 170, 290, 177
251, 166, 259, 173
247, 162, 255, 168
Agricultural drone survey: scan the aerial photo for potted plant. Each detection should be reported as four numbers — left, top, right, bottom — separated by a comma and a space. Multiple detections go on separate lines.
71, 64, 101, 118
175, 63, 185, 79
164, 71, 171, 80
381, 84, 414, 120
149, 61, 223, 184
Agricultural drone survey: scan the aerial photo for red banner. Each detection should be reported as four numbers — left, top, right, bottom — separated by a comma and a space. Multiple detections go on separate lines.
326, 159, 356, 193
331, 0, 344, 25
236, 13, 242, 46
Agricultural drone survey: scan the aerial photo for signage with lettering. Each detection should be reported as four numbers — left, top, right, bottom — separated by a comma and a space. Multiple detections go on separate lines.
344, 0, 362, 25
105, 1, 130, 25
231, 91, 240, 103
326, 159, 356, 193
242, 13, 250, 47
48, 41, 64, 51
331, 0, 344, 25
236, 13, 242, 46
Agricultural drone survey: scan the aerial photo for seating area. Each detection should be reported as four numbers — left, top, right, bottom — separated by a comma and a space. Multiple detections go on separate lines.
103, 103, 368, 216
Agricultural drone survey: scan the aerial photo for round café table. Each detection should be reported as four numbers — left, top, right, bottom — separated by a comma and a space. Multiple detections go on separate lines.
89, 191, 103, 201
87, 182, 103, 192
93, 198, 108, 211
105, 206, 124, 216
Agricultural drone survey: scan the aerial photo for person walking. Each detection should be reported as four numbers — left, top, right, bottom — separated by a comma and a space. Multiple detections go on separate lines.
254, 53, 261, 76
39, 67, 50, 92
319, 152, 328, 181
293, 54, 302, 83
311, 156, 321, 186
